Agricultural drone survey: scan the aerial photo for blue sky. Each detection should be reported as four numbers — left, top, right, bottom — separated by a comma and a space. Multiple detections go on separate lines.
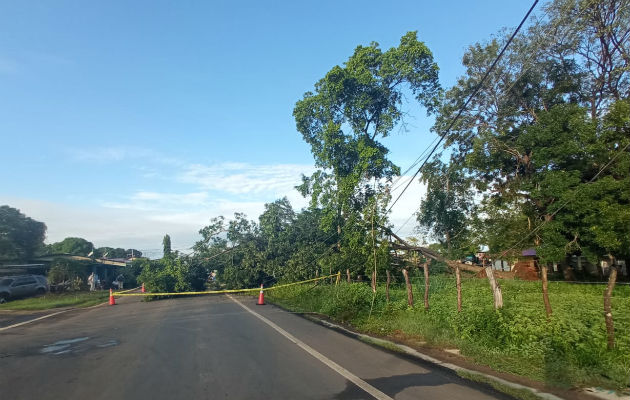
0, 0, 535, 257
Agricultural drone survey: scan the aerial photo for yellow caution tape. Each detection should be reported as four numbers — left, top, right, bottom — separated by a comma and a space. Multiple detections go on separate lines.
113, 274, 336, 296
115, 286, 141, 294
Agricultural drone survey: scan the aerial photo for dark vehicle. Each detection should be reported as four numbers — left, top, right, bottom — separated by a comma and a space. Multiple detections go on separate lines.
0, 275, 49, 303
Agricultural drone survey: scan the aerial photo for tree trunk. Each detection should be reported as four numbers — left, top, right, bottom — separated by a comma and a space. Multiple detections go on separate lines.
371, 270, 377, 293
402, 269, 413, 307
336, 219, 341, 284
346, 268, 351, 283
385, 270, 391, 302
541, 264, 552, 318
485, 266, 503, 309
604, 260, 618, 349
455, 265, 462, 313
423, 261, 430, 311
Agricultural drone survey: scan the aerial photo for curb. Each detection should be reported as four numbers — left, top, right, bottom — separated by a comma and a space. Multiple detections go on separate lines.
313, 317, 564, 400
302, 314, 628, 400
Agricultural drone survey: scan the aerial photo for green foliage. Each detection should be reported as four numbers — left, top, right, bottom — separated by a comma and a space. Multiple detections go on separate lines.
456, 370, 544, 400
137, 256, 207, 293
194, 204, 336, 288
424, 0, 629, 262
162, 234, 172, 258
94, 247, 139, 258
0, 205, 47, 261
320, 283, 379, 321
294, 31, 441, 276
269, 277, 630, 390
0, 291, 109, 311
48, 237, 94, 256
417, 160, 474, 258
47, 258, 91, 290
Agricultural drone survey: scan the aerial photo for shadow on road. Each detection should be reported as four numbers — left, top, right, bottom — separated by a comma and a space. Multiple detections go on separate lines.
334, 371, 514, 400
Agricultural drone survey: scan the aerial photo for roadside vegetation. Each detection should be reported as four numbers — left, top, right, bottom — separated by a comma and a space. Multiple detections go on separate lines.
0, 0, 628, 393
0, 291, 110, 311
267, 277, 630, 390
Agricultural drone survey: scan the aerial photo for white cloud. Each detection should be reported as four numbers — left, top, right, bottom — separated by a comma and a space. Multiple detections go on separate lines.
179, 162, 316, 196
102, 191, 211, 212
0, 197, 199, 256
66, 146, 182, 166
388, 175, 427, 240
3, 144, 426, 254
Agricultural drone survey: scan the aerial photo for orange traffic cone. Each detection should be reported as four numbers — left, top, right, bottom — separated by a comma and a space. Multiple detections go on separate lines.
256, 284, 265, 305
109, 288, 116, 306
141, 283, 145, 293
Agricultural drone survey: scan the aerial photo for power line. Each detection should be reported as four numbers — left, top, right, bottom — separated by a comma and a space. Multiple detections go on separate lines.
387, 0, 540, 215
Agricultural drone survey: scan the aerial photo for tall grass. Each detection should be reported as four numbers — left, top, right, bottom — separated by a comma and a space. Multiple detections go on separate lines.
0, 291, 110, 311
267, 276, 630, 390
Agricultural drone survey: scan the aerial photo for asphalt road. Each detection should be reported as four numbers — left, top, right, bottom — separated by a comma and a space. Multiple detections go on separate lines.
0, 294, 513, 399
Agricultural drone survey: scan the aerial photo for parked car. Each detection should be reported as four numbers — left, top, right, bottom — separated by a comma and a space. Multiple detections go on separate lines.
0, 275, 49, 303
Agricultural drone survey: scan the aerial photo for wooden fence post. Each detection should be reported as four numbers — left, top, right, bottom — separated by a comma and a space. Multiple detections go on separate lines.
541, 265, 552, 318
485, 266, 503, 309
402, 268, 413, 307
346, 269, 351, 283
385, 269, 391, 302
423, 261, 430, 311
604, 259, 618, 349
371, 270, 377, 293
455, 265, 462, 312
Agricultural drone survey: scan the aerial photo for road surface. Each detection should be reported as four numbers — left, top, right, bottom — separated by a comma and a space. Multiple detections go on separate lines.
0, 294, 513, 399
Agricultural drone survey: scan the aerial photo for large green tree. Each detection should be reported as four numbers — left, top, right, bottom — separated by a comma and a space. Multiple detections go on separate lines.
294, 31, 441, 275
48, 237, 94, 256
0, 205, 47, 261
423, 0, 629, 263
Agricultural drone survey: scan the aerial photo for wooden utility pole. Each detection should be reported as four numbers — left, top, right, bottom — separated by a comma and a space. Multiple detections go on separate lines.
541, 264, 552, 318
485, 266, 503, 309
423, 260, 430, 311
402, 268, 413, 307
455, 265, 462, 312
385, 270, 391, 302
371, 270, 377, 293
604, 258, 618, 349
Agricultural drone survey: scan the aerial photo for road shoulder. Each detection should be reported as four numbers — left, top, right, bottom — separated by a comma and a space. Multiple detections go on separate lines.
265, 298, 621, 400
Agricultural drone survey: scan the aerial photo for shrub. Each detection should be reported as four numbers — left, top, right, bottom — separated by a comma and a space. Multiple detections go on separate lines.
137, 257, 208, 293
47, 259, 90, 291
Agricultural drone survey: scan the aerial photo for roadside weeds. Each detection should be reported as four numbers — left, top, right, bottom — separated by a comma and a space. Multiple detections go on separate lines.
265, 300, 627, 400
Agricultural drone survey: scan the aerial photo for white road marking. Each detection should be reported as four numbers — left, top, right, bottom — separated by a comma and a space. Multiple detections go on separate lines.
228, 295, 394, 400
0, 310, 72, 332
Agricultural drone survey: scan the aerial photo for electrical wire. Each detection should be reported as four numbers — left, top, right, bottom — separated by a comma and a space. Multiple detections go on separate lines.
387, 0, 540, 215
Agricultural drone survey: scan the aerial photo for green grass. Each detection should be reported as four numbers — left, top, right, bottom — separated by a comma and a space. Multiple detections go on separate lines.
0, 291, 110, 311
267, 275, 630, 391
358, 335, 406, 354
456, 370, 545, 400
